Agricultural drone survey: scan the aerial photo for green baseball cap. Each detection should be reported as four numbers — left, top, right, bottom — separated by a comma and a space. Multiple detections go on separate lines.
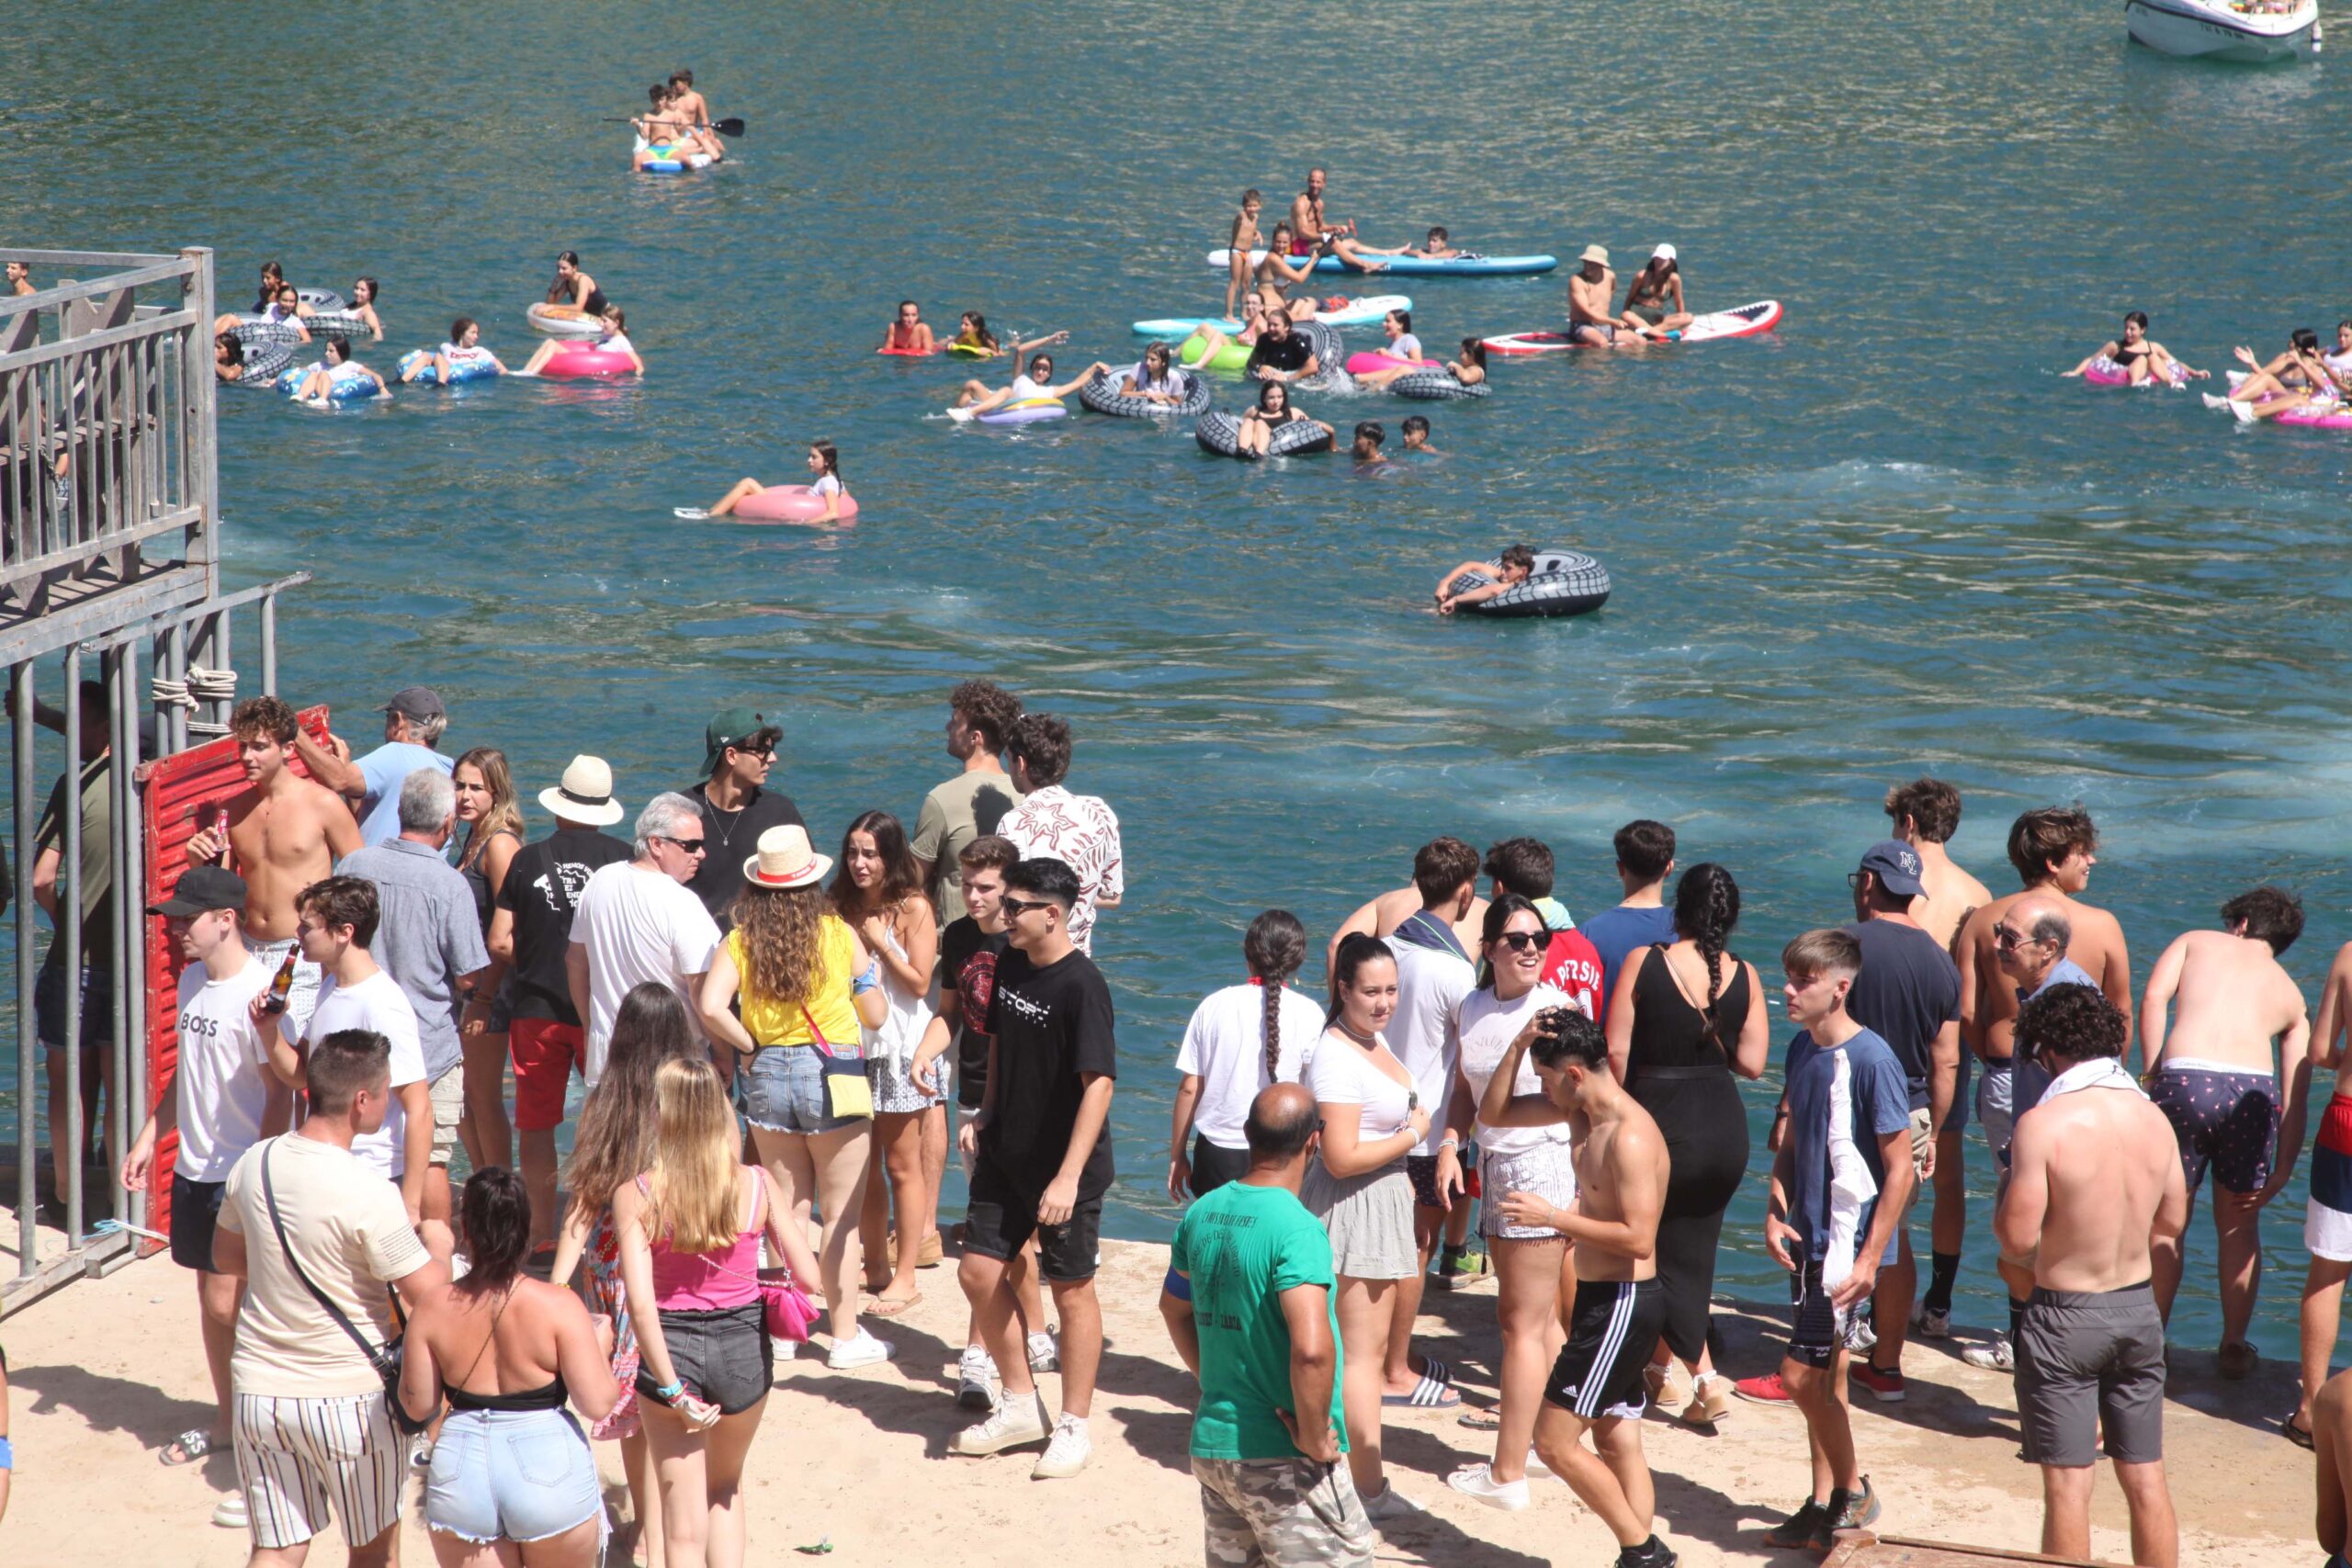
703, 708, 781, 774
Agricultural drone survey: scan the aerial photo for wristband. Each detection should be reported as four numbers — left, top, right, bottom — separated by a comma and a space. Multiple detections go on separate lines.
1438, 1134, 1461, 1151
654, 1380, 685, 1403
0, 1434, 13, 1470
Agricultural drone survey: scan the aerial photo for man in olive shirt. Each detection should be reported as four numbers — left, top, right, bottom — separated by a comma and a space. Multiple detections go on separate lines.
1162, 1082, 1372, 1568
911, 680, 1023, 923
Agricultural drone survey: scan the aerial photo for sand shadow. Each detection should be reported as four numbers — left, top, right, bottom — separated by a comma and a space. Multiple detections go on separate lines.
7, 1357, 239, 1490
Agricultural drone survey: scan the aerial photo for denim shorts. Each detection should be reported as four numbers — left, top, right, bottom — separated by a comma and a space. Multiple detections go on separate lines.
425, 1406, 603, 1545
635, 1302, 773, 1415
741, 1044, 864, 1134
35, 963, 113, 1054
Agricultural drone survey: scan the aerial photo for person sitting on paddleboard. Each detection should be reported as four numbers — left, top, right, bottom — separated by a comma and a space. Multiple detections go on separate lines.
949, 311, 1001, 356
2062, 310, 2201, 387
1357, 336, 1488, 392
1432, 544, 1536, 615
1619, 245, 1692, 338
950, 333, 1106, 418
695, 442, 853, 523
293, 334, 387, 404
516, 304, 641, 376
402, 317, 508, 383
668, 68, 711, 130
882, 301, 936, 355
1568, 246, 1643, 349
1399, 414, 1442, 456
1235, 378, 1332, 458
1116, 343, 1193, 404
2214, 326, 2344, 423
1249, 223, 1327, 299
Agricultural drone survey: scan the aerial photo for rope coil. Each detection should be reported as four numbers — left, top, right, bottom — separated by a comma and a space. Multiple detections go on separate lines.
151, 665, 239, 737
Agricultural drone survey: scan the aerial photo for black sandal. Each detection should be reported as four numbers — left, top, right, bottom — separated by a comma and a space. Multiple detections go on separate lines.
2283, 1411, 2317, 1450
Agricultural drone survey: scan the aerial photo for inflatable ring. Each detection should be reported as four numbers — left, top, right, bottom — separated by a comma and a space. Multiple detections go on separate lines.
946, 342, 994, 358
1456, 550, 1611, 619
1194, 411, 1335, 460
976, 397, 1066, 426
396, 349, 501, 387
226, 343, 295, 389
1080, 366, 1212, 419
1389, 369, 1488, 401
1293, 321, 1355, 394
2222, 370, 2352, 428
296, 288, 346, 311
731, 485, 861, 523
276, 364, 382, 404
2083, 354, 2187, 389
538, 345, 639, 378
528, 302, 609, 339
1346, 350, 1440, 377
1178, 333, 1252, 373
234, 310, 372, 343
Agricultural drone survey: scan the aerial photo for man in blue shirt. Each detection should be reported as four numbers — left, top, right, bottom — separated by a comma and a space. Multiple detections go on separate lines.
1762, 929, 1916, 1554
1580, 820, 1679, 1009
297, 686, 454, 846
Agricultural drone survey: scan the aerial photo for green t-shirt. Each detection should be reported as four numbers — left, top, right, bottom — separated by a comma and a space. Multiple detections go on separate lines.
36, 753, 112, 968
1168, 1179, 1347, 1461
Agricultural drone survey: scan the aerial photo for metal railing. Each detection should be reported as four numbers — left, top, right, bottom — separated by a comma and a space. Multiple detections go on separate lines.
0, 247, 219, 670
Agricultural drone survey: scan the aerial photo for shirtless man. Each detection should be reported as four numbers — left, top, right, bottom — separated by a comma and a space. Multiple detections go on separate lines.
1996, 983, 2187, 1568
1327, 836, 1488, 971
1883, 777, 1995, 1339
668, 68, 709, 127
1570, 246, 1645, 350
1479, 1008, 1675, 1568
184, 695, 362, 1035
2139, 886, 2308, 1374
1289, 167, 1344, 255
2293, 935, 2352, 1443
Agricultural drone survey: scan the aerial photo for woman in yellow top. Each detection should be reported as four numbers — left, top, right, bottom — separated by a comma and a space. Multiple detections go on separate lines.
698, 824, 896, 1370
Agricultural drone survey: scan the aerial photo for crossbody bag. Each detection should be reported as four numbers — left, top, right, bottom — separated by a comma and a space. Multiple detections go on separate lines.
261, 1145, 432, 1436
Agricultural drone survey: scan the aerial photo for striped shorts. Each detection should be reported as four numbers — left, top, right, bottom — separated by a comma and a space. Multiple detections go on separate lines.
233, 1390, 403, 1551
1543, 1277, 1665, 1421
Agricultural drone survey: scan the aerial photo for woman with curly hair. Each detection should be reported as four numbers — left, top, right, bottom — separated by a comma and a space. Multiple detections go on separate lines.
697, 825, 895, 1370
831, 809, 939, 1314
453, 745, 525, 1174
1604, 862, 1769, 1427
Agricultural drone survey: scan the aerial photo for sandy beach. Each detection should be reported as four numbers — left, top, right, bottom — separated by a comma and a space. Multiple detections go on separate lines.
0, 1230, 2318, 1566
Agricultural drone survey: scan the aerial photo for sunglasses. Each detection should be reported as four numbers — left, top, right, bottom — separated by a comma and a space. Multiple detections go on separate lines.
1000, 895, 1057, 918
1496, 931, 1549, 953
660, 836, 708, 854
1991, 927, 2041, 950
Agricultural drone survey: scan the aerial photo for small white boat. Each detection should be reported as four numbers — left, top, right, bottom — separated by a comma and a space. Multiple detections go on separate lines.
2125, 0, 2319, 62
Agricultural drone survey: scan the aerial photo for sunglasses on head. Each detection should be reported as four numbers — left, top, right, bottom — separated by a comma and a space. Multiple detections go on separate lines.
1496, 930, 1548, 953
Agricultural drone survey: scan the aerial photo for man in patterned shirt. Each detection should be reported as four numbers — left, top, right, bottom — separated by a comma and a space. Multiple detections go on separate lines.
1000, 714, 1124, 955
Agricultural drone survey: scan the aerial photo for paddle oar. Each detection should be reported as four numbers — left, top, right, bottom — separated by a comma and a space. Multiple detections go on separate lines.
604, 117, 745, 137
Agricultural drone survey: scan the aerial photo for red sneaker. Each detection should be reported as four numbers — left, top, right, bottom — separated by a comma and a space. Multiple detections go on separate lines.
1851, 1362, 1907, 1403
1733, 1371, 1792, 1405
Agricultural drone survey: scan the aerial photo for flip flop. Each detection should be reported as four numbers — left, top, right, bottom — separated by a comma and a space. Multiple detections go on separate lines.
1456, 1408, 1501, 1431
866, 1292, 921, 1318
2284, 1412, 2317, 1450
161, 1428, 217, 1467
1383, 1371, 1462, 1409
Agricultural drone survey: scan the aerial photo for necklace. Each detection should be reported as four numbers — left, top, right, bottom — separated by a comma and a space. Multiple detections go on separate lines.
1334, 1020, 1377, 1050
704, 788, 752, 864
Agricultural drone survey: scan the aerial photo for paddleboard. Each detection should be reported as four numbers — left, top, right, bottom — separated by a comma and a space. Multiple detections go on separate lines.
1209, 250, 1556, 277
1134, 294, 1411, 336
1482, 299, 1783, 355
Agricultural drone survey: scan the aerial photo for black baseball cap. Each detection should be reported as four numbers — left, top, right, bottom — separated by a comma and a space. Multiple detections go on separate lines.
380, 686, 446, 722
149, 864, 247, 917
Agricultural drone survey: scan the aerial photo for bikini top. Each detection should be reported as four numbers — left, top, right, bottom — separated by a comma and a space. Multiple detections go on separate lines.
445, 1374, 567, 1413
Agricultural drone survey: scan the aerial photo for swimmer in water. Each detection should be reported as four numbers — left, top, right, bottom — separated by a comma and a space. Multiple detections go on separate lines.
1233, 378, 1332, 458
1433, 544, 1536, 615
1357, 336, 1487, 393
251, 260, 285, 313
217, 284, 313, 342
1351, 421, 1394, 469
696, 442, 854, 524
1399, 414, 1442, 455
947, 311, 1001, 356
1114, 342, 1194, 404
538, 251, 609, 325
1410, 225, 1463, 259
292, 334, 388, 405
515, 304, 640, 376
950, 333, 1107, 417
1619, 245, 1692, 338
881, 300, 936, 355
2063, 310, 2203, 387
345, 276, 385, 341
401, 316, 508, 383
214, 333, 248, 384
2213, 325, 2347, 423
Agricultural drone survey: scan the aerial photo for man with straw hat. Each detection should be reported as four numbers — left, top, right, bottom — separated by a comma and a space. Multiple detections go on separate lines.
492, 755, 633, 1247
1569, 244, 1638, 350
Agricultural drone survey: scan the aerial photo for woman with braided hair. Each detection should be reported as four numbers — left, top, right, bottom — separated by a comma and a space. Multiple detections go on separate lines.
1168, 910, 1325, 1200
1606, 862, 1769, 1427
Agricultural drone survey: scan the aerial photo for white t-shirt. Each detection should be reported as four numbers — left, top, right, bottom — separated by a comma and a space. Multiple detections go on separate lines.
1456, 983, 1577, 1159
1305, 1031, 1415, 1142
1176, 983, 1327, 1149
813, 472, 842, 496
1388, 941, 1476, 1156
291, 970, 425, 1180
1009, 374, 1050, 401
174, 956, 278, 1182
572, 861, 721, 1083
1392, 333, 1423, 361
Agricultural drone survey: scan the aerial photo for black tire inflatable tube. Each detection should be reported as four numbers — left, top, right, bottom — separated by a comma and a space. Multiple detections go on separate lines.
1194, 411, 1336, 460
233, 311, 374, 344
227, 343, 296, 389
1390, 369, 1489, 400
1457, 550, 1611, 619
1294, 321, 1355, 394
1080, 364, 1213, 419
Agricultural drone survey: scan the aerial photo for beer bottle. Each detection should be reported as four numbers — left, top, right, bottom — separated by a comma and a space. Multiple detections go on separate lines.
261, 942, 300, 1015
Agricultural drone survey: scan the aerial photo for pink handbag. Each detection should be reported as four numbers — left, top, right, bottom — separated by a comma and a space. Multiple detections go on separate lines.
758, 1266, 820, 1342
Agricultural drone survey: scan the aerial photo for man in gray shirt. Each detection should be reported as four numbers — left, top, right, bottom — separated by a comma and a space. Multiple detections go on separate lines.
336, 768, 488, 1218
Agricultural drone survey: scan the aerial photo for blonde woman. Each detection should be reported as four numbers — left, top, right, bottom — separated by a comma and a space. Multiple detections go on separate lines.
454, 745, 524, 1176
698, 825, 896, 1370
615, 1058, 821, 1568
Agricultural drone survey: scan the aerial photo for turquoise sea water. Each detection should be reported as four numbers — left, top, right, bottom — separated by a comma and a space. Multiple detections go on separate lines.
5, 1, 2349, 1356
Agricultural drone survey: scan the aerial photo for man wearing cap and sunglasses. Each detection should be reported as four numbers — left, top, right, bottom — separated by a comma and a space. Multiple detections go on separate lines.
492, 756, 635, 1249
293, 685, 455, 848
682, 707, 805, 927
568, 791, 723, 1088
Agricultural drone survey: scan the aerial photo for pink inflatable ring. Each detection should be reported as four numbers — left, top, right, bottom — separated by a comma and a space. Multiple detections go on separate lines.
540, 346, 640, 379
731, 485, 858, 524
1346, 350, 1441, 377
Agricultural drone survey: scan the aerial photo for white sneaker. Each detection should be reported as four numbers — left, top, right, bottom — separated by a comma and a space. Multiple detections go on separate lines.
1963, 1336, 2015, 1371
1910, 1303, 1951, 1340
1027, 1330, 1060, 1373
1360, 1483, 1424, 1524
828, 1328, 895, 1370
2232, 400, 2256, 424
1031, 1414, 1092, 1479
957, 1348, 1001, 1412
210, 1495, 250, 1529
950, 1392, 1049, 1456
1446, 1462, 1529, 1512
775, 1337, 799, 1362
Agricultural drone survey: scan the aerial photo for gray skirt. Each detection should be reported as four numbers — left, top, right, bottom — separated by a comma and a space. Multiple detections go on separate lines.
1301, 1158, 1418, 1280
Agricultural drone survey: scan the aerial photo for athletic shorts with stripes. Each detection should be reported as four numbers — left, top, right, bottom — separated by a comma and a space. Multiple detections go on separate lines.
1543, 1277, 1665, 1421
234, 1390, 403, 1551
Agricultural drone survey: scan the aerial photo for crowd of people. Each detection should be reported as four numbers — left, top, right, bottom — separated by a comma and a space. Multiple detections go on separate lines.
17, 654, 2346, 1567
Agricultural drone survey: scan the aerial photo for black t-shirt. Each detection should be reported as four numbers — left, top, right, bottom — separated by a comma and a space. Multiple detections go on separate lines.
940, 917, 1009, 1111
684, 783, 806, 926
499, 828, 634, 1022
981, 945, 1117, 1200
1842, 919, 1962, 1111
1246, 331, 1313, 375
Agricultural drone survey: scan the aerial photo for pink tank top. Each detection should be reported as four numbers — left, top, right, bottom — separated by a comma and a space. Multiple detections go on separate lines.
643, 1168, 764, 1313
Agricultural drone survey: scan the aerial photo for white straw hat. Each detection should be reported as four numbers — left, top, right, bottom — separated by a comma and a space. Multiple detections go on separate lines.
744, 823, 831, 890
537, 754, 625, 827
